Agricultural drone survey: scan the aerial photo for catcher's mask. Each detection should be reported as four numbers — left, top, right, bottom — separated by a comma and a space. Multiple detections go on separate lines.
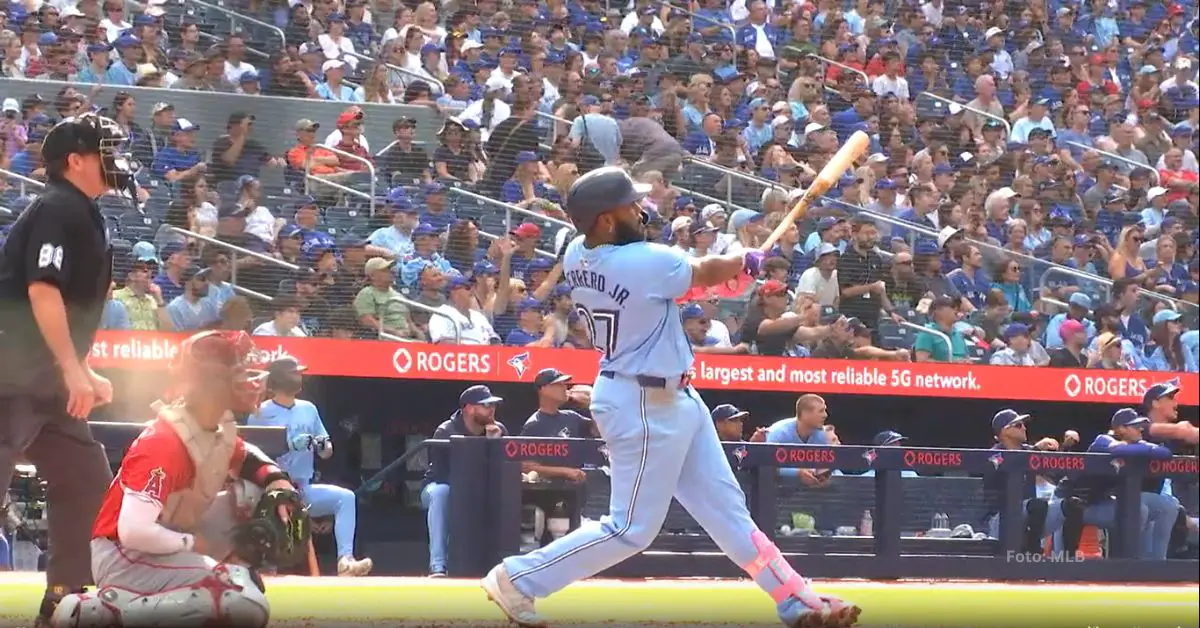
171, 330, 267, 414
40, 112, 141, 197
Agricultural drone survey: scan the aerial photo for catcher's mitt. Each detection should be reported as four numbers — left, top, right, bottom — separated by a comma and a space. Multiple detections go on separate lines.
231, 489, 311, 569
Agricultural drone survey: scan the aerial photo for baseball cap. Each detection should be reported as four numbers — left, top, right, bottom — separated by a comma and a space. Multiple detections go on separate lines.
1096, 332, 1121, 351
875, 179, 897, 190
681, 302, 705, 320
691, 220, 719, 236
1068, 292, 1093, 310
533, 368, 573, 387
516, 150, 539, 164
180, 265, 210, 282
712, 404, 749, 422
159, 241, 186, 260
1, 98, 18, 114
131, 241, 158, 263
515, 297, 543, 313
759, 279, 788, 297
151, 102, 174, 115
729, 209, 764, 231
322, 59, 346, 73
675, 196, 696, 211
364, 257, 396, 274
991, 409, 1030, 434
267, 358, 307, 376
1152, 309, 1182, 325
936, 226, 964, 249
173, 118, 198, 133
511, 223, 542, 239
413, 223, 440, 238
473, 260, 499, 276
1111, 407, 1149, 429
804, 122, 826, 135
218, 202, 248, 219
913, 240, 940, 256
295, 118, 319, 132
873, 430, 907, 446
460, 384, 503, 407
1002, 322, 1031, 340
337, 234, 369, 250
701, 203, 727, 221
1143, 378, 1181, 408
933, 163, 955, 176
1059, 318, 1086, 341
423, 181, 446, 195
444, 274, 473, 292
815, 242, 839, 258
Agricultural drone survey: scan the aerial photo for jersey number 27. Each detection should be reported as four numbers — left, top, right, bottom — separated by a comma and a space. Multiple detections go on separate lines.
574, 304, 620, 360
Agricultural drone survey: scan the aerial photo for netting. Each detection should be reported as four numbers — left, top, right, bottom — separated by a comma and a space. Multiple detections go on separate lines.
0, 0, 1196, 371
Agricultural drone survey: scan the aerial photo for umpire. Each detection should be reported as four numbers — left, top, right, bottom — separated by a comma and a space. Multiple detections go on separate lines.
0, 113, 134, 624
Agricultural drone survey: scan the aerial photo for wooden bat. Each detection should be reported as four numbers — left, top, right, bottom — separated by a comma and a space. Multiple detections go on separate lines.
759, 130, 872, 252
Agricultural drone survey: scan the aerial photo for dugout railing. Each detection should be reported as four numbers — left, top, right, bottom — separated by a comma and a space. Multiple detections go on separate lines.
429, 436, 1198, 582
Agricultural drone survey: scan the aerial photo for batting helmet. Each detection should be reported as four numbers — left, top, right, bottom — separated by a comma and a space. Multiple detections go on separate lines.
169, 330, 267, 413
40, 112, 140, 195
563, 166, 651, 233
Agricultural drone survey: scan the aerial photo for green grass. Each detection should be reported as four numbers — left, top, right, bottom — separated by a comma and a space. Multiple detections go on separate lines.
0, 578, 1196, 627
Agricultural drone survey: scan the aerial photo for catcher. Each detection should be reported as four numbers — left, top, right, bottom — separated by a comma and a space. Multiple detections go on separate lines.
50, 330, 310, 628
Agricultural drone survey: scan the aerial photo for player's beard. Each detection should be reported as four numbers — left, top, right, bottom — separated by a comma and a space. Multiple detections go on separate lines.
612, 219, 646, 245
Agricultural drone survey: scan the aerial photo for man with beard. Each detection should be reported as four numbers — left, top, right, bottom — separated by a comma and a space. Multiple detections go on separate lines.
165, 266, 220, 331
837, 215, 891, 334
423, 385, 509, 577
249, 359, 373, 576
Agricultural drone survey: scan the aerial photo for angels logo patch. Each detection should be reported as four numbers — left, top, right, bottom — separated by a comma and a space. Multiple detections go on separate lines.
141, 467, 167, 502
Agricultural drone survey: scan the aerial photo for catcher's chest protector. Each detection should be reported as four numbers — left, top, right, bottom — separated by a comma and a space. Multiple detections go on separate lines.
159, 407, 239, 531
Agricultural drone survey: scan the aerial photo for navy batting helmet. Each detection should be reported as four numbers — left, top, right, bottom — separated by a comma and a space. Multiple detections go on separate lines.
564, 166, 651, 232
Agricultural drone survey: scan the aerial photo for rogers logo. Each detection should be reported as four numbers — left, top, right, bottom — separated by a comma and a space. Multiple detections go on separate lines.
1063, 374, 1082, 398
393, 348, 413, 374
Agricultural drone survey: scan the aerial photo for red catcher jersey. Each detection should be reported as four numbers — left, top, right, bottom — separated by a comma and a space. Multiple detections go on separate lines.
92, 418, 247, 541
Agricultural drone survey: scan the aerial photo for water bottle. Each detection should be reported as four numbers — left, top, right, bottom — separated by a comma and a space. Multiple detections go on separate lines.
939, 513, 950, 530
859, 510, 873, 537
931, 512, 941, 532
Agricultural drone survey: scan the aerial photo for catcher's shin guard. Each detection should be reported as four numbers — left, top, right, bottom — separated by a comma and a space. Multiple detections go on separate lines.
49, 565, 269, 628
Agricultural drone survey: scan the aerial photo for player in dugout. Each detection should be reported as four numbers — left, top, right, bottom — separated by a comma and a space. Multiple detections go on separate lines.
519, 368, 598, 482
50, 330, 302, 627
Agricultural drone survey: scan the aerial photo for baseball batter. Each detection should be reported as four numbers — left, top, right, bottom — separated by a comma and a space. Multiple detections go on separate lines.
482, 167, 860, 628
248, 357, 373, 576
50, 331, 297, 628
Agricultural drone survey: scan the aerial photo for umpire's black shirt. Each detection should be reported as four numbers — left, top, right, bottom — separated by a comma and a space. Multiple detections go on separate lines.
0, 180, 112, 396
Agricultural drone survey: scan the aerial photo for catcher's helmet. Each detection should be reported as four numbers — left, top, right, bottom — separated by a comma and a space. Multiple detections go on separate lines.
170, 330, 267, 413
40, 112, 140, 195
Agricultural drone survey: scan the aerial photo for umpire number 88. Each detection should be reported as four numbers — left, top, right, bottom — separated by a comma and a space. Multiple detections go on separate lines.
575, 304, 620, 360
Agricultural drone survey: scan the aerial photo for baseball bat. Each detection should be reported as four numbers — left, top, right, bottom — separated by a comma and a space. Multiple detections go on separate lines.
759, 130, 872, 252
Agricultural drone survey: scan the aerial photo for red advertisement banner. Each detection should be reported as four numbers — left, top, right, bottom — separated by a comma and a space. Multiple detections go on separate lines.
88, 331, 1197, 406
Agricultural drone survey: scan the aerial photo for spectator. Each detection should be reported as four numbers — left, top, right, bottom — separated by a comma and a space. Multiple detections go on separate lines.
419, 183, 458, 233
253, 294, 308, 337
1010, 98, 1056, 143
795, 243, 840, 308
990, 323, 1040, 366
1044, 293, 1097, 349
682, 302, 747, 354
1048, 319, 1090, 368
500, 151, 551, 206
725, 209, 767, 254
430, 275, 498, 345
376, 117, 431, 183
165, 266, 220, 331
149, 118, 204, 182
211, 112, 283, 185
400, 223, 455, 287
883, 251, 924, 311
1145, 309, 1188, 372
505, 297, 556, 347
992, 259, 1034, 314
837, 215, 890, 327
316, 59, 365, 102
286, 119, 345, 178
152, 242, 191, 302
236, 176, 280, 246
199, 248, 236, 315
112, 254, 170, 331
354, 257, 415, 339
367, 195, 419, 261
433, 118, 478, 182
946, 245, 991, 310
802, 216, 848, 256
1111, 277, 1150, 349
422, 385, 508, 577
914, 296, 969, 363
99, 282, 130, 330
1109, 224, 1151, 282
740, 280, 808, 357
913, 240, 958, 301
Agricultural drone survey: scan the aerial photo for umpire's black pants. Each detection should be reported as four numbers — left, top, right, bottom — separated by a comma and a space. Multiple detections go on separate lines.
0, 394, 113, 592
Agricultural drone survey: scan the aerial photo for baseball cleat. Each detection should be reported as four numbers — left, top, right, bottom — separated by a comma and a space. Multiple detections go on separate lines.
337, 555, 373, 577
481, 564, 548, 628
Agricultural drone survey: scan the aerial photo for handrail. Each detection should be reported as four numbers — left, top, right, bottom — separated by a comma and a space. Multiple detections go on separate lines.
447, 187, 574, 233
900, 319, 953, 358
1065, 141, 1161, 185
190, 0, 286, 50
478, 229, 556, 259
166, 226, 297, 286
672, 184, 754, 214
196, 30, 268, 61
920, 91, 1012, 140
233, 284, 274, 302
655, 2, 737, 44
791, 48, 869, 86
306, 144, 377, 216
535, 110, 572, 144
0, 167, 45, 197
304, 174, 371, 203
683, 155, 790, 191
348, 51, 445, 94
387, 295, 460, 345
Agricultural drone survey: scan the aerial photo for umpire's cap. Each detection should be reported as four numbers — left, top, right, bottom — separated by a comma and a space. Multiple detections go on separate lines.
564, 166, 651, 232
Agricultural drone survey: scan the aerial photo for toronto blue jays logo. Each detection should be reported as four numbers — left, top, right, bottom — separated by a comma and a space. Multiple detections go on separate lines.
988, 453, 1004, 470
558, 427, 572, 438
732, 445, 749, 470
508, 352, 531, 378
862, 449, 878, 466
1111, 458, 1125, 473
597, 444, 611, 463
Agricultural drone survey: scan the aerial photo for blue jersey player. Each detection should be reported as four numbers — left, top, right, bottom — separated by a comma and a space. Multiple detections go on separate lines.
247, 359, 373, 576
481, 167, 861, 628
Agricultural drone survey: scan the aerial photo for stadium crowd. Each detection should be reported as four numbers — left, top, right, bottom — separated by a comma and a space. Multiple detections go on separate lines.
0, 0, 1197, 371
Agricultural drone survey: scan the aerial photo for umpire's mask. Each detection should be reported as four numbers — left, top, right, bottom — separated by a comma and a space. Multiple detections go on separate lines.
41, 112, 141, 197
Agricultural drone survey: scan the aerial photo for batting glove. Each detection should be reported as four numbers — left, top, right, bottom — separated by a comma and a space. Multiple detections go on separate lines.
291, 434, 315, 452
742, 250, 766, 277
